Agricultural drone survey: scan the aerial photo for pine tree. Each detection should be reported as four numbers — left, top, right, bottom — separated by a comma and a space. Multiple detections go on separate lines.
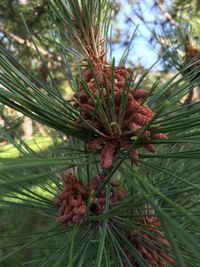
0, 1, 200, 266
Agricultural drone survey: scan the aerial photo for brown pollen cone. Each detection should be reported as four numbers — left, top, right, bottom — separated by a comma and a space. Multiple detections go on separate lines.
124, 213, 177, 267
56, 174, 126, 226
185, 45, 200, 67
184, 44, 200, 105
74, 62, 167, 169
89, 176, 126, 216
56, 173, 88, 226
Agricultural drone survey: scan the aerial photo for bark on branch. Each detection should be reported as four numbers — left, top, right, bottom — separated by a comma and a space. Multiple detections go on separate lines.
155, 0, 177, 26
0, 24, 61, 63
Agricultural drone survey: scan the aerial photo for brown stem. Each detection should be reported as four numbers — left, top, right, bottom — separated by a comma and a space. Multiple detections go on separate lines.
155, 0, 177, 26
183, 89, 194, 106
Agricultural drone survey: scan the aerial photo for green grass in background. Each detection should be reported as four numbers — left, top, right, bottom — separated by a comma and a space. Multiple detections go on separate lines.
0, 136, 56, 267
0, 137, 53, 158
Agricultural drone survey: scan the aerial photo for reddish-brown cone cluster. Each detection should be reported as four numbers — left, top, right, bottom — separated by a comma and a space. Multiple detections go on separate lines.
56, 174, 126, 226
74, 62, 167, 169
185, 45, 200, 67
183, 44, 200, 105
56, 173, 88, 226
125, 215, 177, 267
89, 176, 126, 215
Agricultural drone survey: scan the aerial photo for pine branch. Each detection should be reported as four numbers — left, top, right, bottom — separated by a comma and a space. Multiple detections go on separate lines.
155, 0, 177, 26
0, 24, 61, 63
1, 1, 200, 266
